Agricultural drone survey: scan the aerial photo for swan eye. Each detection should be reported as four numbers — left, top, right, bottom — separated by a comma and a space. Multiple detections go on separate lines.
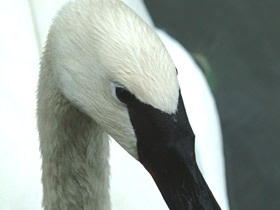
115, 86, 136, 104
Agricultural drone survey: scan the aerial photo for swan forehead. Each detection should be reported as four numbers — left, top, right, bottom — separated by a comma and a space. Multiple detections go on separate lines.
102, 28, 179, 113
111, 64, 179, 114
89, 0, 179, 113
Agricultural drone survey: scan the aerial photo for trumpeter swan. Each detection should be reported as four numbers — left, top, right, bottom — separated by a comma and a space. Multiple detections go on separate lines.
37, 0, 225, 209
0, 0, 228, 209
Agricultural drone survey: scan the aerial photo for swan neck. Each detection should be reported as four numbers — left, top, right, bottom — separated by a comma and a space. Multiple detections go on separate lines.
37, 66, 110, 210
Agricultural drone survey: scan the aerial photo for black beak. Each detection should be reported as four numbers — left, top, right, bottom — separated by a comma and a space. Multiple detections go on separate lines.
126, 90, 221, 210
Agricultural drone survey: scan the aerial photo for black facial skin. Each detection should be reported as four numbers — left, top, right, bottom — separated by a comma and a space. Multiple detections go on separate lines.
116, 87, 221, 210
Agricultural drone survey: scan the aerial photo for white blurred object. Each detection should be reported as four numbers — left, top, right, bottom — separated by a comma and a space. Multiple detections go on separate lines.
0, 0, 229, 209
0, 1, 42, 209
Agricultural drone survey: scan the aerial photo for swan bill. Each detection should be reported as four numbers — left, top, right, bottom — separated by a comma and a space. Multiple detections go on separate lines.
123, 89, 221, 210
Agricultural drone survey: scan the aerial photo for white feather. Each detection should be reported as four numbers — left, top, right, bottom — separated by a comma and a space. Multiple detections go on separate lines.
0, 0, 229, 209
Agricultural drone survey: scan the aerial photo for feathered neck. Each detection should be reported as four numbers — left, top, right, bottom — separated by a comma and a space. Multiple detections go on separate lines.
37, 59, 111, 209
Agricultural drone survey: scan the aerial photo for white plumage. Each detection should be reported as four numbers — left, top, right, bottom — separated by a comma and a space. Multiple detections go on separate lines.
0, 0, 229, 209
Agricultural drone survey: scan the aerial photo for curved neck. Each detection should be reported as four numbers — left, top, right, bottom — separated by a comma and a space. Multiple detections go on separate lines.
37, 65, 110, 210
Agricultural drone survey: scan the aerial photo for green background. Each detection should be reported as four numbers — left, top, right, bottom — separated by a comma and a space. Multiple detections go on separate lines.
144, 1, 280, 209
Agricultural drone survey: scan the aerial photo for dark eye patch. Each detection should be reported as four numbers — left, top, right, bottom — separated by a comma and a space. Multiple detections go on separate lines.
116, 87, 136, 104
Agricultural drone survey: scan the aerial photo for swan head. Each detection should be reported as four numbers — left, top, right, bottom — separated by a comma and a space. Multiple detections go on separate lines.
46, 0, 179, 159
42, 0, 221, 208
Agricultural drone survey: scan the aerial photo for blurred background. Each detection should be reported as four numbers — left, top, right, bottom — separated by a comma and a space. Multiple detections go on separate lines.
143, 0, 280, 209
1, 0, 279, 210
